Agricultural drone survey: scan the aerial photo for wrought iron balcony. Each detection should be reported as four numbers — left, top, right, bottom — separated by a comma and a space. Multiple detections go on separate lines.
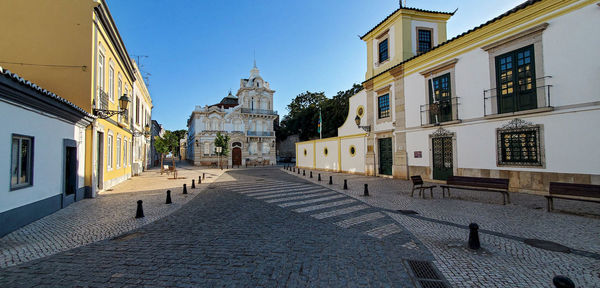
483, 76, 552, 116
419, 97, 460, 126
95, 89, 109, 110
247, 131, 274, 137
240, 108, 278, 115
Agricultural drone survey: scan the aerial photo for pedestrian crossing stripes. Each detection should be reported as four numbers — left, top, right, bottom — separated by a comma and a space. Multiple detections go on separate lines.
264, 191, 336, 203
248, 187, 325, 198
310, 204, 369, 220
365, 223, 403, 239
293, 199, 356, 213
278, 195, 346, 208
224, 176, 405, 241
335, 212, 385, 228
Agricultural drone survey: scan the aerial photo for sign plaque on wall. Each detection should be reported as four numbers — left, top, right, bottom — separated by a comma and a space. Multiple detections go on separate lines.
414, 151, 422, 158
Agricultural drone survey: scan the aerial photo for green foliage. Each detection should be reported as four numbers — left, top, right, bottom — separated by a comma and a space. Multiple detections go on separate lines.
171, 129, 187, 156
154, 130, 180, 156
214, 132, 230, 156
277, 84, 363, 141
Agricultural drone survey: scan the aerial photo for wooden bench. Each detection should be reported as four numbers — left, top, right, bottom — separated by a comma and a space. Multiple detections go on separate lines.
410, 175, 437, 198
440, 176, 510, 205
546, 182, 600, 212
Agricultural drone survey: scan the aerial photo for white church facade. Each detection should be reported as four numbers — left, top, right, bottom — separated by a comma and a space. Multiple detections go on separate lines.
186, 64, 277, 167
296, 0, 600, 194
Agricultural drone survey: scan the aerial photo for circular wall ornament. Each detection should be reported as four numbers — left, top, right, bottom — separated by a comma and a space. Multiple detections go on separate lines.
356, 105, 365, 118
324, 147, 328, 156
349, 145, 356, 157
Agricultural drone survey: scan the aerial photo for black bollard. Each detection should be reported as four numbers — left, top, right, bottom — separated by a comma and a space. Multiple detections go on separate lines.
552, 276, 575, 288
318, 174, 321, 181
329, 176, 333, 185
343, 179, 348, 190
203, 173, 205, 180
166, 190, 172, 204
135, 200, 144, 218
297, 168, 300, 174
183, 183, 188, 195
303, 170, 305, 176
192, 179, 195, 189
468, 223, 480, 250
310, 171, 313, 178
363, 184, 369, 196
293, 167, 295, 172
198, 176, 202, 184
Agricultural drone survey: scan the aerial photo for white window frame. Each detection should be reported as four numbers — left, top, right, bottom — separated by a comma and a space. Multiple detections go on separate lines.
116, 135, 121, 168
108, 63, 115, 102
123, 138, 128, 167
107, 133, 113, 170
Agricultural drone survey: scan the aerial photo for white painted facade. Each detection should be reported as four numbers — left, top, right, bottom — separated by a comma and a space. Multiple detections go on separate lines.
296, 1, 600, 193
187, 64, 278, 166
0, 101, 87, 213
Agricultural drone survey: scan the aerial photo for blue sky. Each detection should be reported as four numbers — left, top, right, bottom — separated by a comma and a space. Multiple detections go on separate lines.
108, 0, 524, 131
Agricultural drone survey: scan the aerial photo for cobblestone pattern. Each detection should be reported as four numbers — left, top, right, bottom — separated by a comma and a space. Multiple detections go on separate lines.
0, 168, 437, 287
0, 165, 225, 268
284, 168, 600, 287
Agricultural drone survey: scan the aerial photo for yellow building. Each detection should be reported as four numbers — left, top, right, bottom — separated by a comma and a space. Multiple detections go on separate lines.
0, 0, 141, 196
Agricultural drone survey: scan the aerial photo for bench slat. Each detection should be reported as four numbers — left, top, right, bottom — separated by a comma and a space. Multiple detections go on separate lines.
549, 182, 600, 198
447, 176, 509, 190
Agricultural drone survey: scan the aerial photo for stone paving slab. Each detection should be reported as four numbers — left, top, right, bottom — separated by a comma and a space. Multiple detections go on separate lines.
284, 167, 600, 287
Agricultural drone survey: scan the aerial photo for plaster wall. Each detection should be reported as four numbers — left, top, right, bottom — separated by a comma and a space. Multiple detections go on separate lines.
315, 139, 339, 171
0, 101, 86, 213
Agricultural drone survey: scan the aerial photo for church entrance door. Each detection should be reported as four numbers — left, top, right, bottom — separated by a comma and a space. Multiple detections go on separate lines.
232, 147, 242, 166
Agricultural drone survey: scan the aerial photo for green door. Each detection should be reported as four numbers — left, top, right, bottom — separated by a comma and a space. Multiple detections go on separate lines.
496, 45, 536, 114
378, 138, 393, 175
432, 137, 453, 180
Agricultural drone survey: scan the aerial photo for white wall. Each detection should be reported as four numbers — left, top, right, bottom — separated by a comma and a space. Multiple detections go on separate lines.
296, 142, 314, 168
315, 139, 339, 171
338, 90, 367, 137
0, 101, 86, 213
341, 137, 365, 173
403, 3, 600, 176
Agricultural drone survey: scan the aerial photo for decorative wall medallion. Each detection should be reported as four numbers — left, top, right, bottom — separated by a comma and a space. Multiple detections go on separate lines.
356, 105, 365, 118
303, 149, 307, 156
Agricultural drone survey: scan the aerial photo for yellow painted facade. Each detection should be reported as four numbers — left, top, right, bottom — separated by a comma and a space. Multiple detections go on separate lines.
0, 0, 143, 196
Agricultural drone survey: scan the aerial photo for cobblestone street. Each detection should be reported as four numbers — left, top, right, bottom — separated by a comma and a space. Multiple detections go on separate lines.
284, 167, 600, 288
0, 163, 225, 268
0, 167, 446, 287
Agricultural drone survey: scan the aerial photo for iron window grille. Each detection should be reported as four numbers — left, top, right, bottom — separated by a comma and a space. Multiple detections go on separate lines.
378, 93, 390, 118
496, 118, 543, 167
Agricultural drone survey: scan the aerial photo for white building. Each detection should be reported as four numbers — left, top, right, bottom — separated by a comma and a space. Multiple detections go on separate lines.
297, 0, 600, 194
0, 67, 94, 236
187, 63, 278, 166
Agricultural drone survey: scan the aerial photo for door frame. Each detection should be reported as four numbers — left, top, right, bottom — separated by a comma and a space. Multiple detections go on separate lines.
232, 147, 242, 166
62, 139, 78, 208
377, 137, 393, 176
428, 128, 457, 180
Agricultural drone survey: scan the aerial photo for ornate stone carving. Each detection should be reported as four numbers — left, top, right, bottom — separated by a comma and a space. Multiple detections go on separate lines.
431, 127, 453, 138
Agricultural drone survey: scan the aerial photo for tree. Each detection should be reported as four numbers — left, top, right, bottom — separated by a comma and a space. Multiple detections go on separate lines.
214, 132, 230, 169
277, 84, 363, 142
154, 130, 180, 177
172, 129, 187, 157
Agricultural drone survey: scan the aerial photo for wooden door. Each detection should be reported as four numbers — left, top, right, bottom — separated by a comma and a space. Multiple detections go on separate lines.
232, 147, 241, 166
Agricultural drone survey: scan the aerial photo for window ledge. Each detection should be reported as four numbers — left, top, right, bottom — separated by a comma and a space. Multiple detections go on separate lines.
375, 59, 390, 67
485, 107, 554, 120
421, 119, 462, 128
10, 184, 33, 191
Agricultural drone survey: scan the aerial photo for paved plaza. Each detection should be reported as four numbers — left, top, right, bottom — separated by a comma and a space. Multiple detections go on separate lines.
284, 167, 600, 287
0, 166, 598, 287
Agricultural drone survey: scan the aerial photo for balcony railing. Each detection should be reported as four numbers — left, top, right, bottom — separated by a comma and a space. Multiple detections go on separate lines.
240, 108, 278, 115
419, 97, 460, 126
96, 89, 109, 110
483, 76, 552, 116
247, 131, 274, 137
